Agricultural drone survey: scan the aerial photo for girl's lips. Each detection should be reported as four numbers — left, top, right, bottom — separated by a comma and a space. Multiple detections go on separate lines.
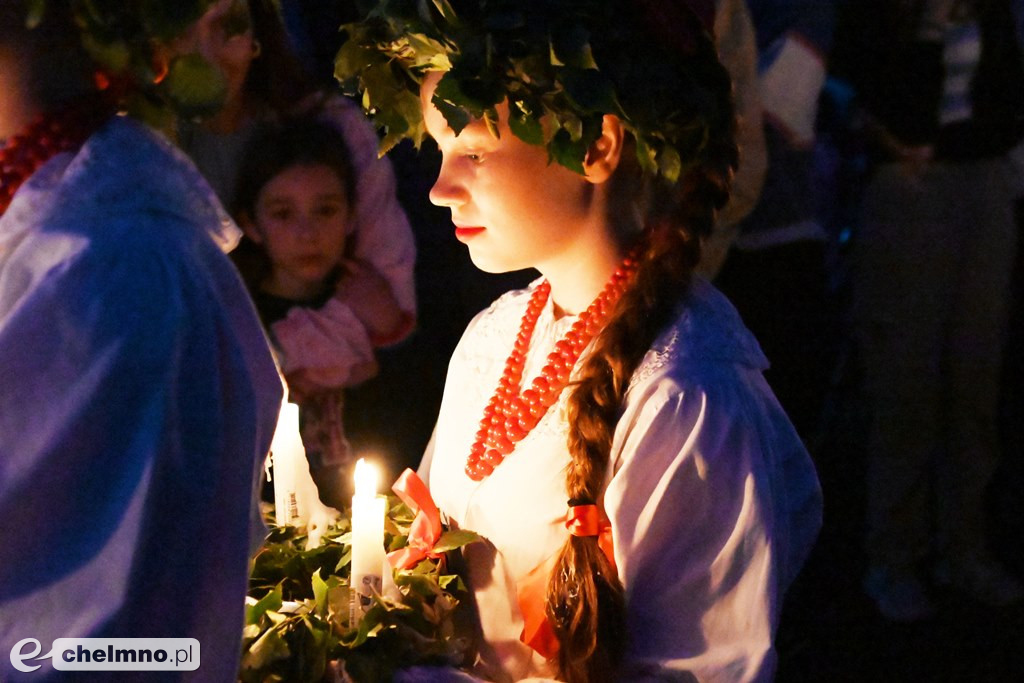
454, 226, 486, 242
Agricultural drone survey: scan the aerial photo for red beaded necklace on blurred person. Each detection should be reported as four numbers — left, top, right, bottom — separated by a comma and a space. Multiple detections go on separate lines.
465, 253, 639, 481
0, 97, 111, 216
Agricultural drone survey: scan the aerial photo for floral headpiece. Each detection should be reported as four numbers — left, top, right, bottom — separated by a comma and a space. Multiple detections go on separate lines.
335, 0, 727, 183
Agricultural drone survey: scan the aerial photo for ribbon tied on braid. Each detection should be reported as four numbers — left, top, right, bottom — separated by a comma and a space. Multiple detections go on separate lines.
517, 502, 617, 658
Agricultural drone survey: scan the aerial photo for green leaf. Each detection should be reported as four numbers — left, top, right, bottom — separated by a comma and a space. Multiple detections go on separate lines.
657, 144, 682, 183
311, 570, 328, 614
635, 135, 658, 175
334, 40, 380, 82
431, 96, 471, 136
246, 586, 284, 625
240, 622, 292, 672
334, 547, 353, 573
438, 574, 466, 592
324, 583, 352, 627
163, 53, 227, 120
341, 602, 388, 648
395, 572, 443, 599
432, 529, 482, 554
548, 128, 586, 175
509, 101, 544, 146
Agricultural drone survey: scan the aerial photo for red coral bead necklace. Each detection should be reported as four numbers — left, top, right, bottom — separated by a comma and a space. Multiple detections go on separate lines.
0, 99, 109, 216
465, 253, 639, 481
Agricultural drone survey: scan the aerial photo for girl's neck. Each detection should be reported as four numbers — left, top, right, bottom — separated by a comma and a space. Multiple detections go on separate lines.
542, 237, 627, 319
260, 274, 323, 302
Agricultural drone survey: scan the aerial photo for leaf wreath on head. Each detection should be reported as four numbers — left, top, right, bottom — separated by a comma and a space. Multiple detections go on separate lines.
334, 0, 730, 184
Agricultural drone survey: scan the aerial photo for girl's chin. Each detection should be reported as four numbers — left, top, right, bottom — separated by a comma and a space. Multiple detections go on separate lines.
467, 248, 522, 275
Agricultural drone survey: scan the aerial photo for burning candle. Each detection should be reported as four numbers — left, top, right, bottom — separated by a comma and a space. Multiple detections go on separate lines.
350, 458, 386, 621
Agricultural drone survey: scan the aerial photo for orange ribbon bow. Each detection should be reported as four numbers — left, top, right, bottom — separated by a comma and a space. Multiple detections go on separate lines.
386, 469, 443, 570
517, 504, 617, 658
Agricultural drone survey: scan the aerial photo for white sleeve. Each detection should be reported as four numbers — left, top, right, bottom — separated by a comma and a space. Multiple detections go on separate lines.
606, 374, 817, 682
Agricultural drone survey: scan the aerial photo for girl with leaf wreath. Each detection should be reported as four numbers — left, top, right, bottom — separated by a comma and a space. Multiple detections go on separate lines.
0, 1, 283, 681
337, 1, 822, 681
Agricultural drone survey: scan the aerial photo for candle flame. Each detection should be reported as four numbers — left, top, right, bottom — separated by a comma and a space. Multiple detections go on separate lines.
354, 458, 379, 497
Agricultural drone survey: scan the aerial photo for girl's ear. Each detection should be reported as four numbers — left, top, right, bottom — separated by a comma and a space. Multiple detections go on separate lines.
583, 114, 626, 184
238, 213, 263, 244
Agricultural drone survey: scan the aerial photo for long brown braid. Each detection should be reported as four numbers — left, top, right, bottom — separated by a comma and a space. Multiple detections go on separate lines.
544, 16, 739, 683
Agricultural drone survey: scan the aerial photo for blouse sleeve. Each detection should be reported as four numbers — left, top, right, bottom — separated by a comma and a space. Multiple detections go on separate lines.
605, 372, 821, 682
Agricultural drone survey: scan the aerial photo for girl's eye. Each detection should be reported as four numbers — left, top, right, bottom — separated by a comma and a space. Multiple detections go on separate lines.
269, 208, 292, 221
464, 153, 483, 163
315, 204, 343, 218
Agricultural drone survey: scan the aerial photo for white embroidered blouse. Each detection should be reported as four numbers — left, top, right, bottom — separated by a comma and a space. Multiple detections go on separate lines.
420, 277, 822, 683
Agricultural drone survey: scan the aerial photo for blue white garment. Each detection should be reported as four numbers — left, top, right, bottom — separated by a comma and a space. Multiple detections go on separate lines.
0, 116, 282, 681
421, 278, 822, 682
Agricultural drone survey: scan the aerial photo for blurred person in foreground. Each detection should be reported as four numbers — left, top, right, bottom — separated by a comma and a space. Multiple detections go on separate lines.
0, 1, 282, 679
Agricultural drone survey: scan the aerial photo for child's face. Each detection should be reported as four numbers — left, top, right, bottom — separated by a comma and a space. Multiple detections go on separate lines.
421, 73, 601, 275
246, 163, 350, 299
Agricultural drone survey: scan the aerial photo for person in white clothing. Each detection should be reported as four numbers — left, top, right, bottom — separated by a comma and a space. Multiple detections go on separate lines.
338, 1, 822, 681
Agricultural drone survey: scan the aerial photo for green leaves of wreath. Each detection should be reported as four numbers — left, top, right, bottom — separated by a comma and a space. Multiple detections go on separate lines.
335, 0, 715, 183
241, 498, 481, 683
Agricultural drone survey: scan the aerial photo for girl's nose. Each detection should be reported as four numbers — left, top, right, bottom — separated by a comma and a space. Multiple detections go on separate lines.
294, 213, 318, 238
428, 159, 468, 209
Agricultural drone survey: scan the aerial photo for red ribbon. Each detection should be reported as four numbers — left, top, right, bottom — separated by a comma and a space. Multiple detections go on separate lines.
565, 505, 616, 574
386, 469, 443, 570
517, 505, 617, 658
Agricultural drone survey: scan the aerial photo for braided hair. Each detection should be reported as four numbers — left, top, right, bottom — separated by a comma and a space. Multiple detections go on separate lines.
544, 7, 738, 681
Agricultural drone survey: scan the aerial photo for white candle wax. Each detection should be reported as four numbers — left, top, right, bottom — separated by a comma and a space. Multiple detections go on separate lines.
271, 400, 306, 527
350, 459, 386, 620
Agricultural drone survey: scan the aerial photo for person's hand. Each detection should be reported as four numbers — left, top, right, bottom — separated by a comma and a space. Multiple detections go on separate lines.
334, 260, 407, 343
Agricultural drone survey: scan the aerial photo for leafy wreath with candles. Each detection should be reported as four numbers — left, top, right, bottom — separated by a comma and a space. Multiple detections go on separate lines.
241, 473, 481, 683
335, 0, 726, 183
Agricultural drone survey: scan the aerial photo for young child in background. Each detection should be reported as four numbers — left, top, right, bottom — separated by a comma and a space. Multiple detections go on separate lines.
232, 118, 409, 508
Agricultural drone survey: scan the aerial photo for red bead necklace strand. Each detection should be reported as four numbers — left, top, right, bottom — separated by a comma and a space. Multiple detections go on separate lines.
465, 255, 639, 481
0, 101, 107, 216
